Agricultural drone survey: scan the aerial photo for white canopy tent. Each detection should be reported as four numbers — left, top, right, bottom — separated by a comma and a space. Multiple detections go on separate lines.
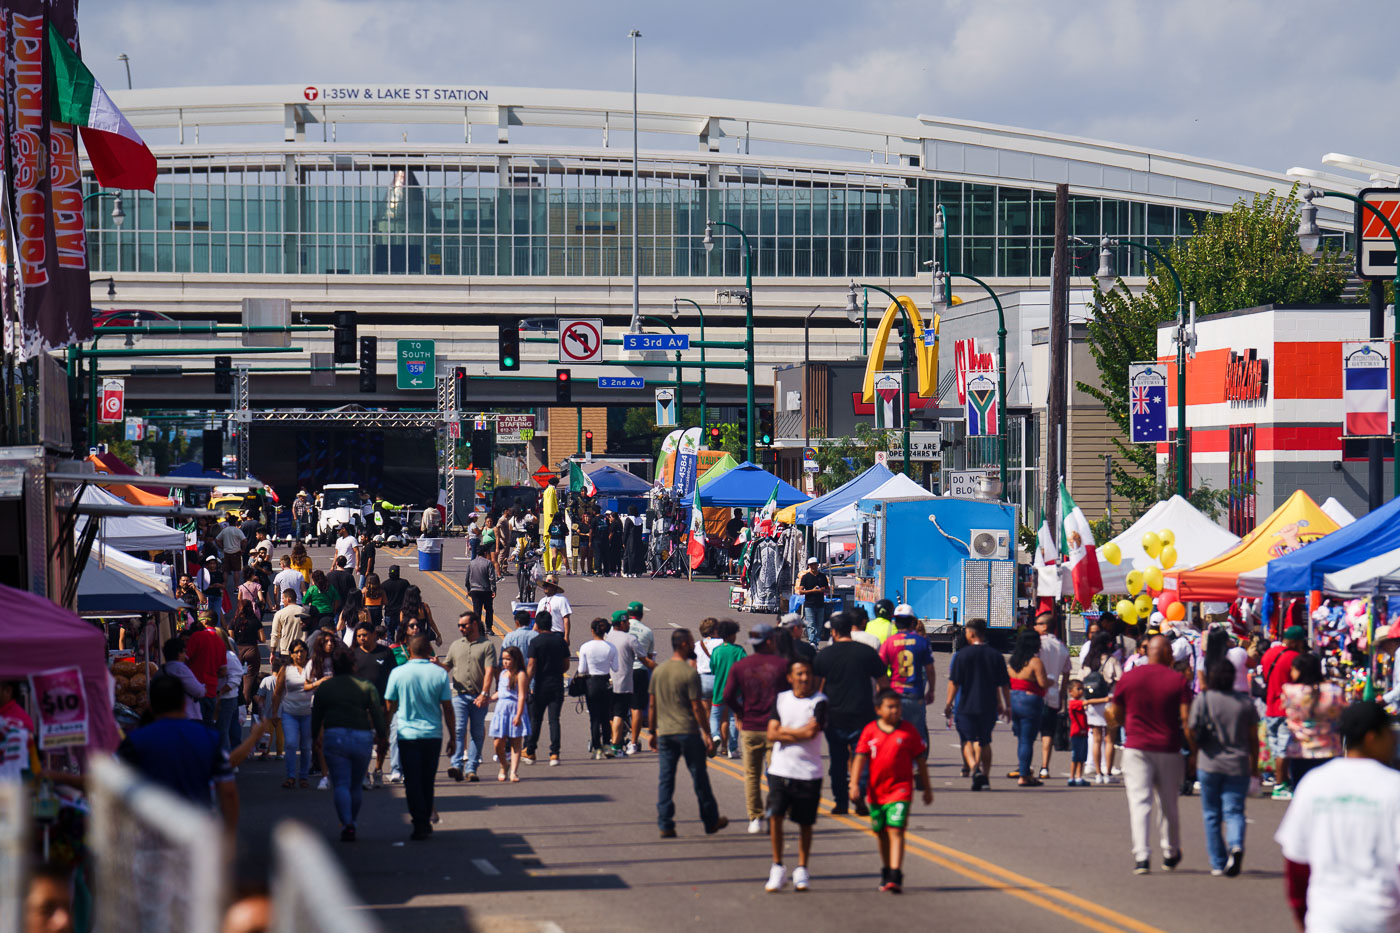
76, 486, 186, 552
1066, 495, 1240, 595
813, 473, 935, 541
1321, 496, 1358, 528
1321, 548, 1400, 597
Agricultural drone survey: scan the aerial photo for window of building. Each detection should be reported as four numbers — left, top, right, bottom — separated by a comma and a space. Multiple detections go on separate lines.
1228, 425, 1256, 537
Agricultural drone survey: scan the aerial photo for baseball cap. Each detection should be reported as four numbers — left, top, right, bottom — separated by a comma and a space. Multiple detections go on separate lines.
611, 610, 628, 624
1149, 611, 1165, 624
806, 557, 818, 565
779, 613, 802, 628
894, 603, 916, 619
627, 601, 644, 616
1283, 625, 1307, 641
748, 623, 776, 645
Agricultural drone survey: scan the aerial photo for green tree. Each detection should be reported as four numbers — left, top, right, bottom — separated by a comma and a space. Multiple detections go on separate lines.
811, 422, 894, 494
1080, 186, 1347, 515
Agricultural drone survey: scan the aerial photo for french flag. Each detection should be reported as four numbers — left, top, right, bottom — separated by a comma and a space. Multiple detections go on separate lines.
1344, 343, 1390, 436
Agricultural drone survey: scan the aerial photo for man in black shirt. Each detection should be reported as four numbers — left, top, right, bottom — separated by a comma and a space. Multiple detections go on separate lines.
325, 556, 356, 617
352, 622, 397, 788
797, 557, 831, 645
945, 617, 1011, 791
381, 565, 410, 642
813, 612, 889, 814
525, 611, 571, 765
357, 532, 377, 587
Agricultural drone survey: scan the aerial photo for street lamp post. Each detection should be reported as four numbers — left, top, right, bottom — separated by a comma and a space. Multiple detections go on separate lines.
117, 53, 131, 90
1096, 237, 1189, 498
643, 315, 682, 420
673, 297, 707, 439
929, 268, 1009, 501
704, 220, 756, 462
627, 29, 642, 334
852, 281, 916, 474
1298, 187, 1400, 498
802, 304, 822, 451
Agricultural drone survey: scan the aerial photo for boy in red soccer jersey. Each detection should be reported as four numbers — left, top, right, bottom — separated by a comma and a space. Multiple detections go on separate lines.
849, 689, 932, 893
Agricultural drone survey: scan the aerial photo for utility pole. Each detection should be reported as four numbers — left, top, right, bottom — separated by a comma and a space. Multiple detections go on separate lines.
1369, 279, 1385, 511
1045, 183, 1069, 535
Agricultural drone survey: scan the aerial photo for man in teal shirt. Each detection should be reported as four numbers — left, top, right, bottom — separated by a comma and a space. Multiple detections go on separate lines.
385, 634, 455, 840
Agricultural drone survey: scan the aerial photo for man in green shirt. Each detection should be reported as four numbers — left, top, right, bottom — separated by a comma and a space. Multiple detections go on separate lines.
708, 619, 747, 759
649, 628, 729, 839
443, 611, 498, 782
384, 635, 455, 841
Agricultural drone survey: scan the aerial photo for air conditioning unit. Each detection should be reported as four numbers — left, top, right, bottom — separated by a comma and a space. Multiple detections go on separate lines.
969, 528, 1010, 560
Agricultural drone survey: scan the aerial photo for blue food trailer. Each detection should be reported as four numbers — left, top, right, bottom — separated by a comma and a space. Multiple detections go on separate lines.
852, 496, 1019, 647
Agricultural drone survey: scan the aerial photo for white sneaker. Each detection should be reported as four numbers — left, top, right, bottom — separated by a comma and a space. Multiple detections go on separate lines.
727, 750, 739, 759
792, 866, 810, 892
625, 742, 639, 755
764, 863, 787, 892
317, 777, 329, 790
747, 818, 765, 834
388, 771, 403, 784
362, 773, 373, 790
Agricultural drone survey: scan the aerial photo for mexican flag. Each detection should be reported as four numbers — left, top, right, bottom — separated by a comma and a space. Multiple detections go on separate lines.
686, 483, 706, 571
1058, 483, 1102, 605
755, 481, 779, 537
47, 25, 157, 191
1035, 516, 1062, 598
568, 461, 595, 497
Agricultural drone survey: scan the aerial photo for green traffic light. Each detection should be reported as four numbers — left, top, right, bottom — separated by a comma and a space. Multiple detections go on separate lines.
502, 357, 515, 368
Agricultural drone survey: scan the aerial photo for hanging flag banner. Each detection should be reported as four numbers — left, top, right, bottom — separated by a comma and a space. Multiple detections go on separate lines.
1128, 363, 1169, 444
965, 368, 998, 437
1343, 341, 1390, 436
873, 371, 902, 430
655, 387, 677, 428
2, 1, 93, 358
954, 338, 995, 406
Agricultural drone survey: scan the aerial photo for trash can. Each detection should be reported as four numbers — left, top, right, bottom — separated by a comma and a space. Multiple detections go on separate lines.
417, 537, 443, 572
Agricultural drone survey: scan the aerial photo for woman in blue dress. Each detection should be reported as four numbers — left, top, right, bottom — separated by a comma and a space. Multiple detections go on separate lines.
490, 645, 531, 782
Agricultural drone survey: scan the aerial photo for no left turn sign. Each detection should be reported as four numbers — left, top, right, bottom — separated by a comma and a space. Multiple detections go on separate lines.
559, 319, 603, 363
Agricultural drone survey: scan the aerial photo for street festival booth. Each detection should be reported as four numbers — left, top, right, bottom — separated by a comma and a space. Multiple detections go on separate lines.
694, 453, 740, 538
1321, 496, 1358, 528
698, 462, 809, 612
812, 472, 935, 549
83, 453, 174, 508
773, 463, 895, 526
0, 582, 122, 754
75, 485, 186, 553
584, 463, 653, 515
1086, 495, 1240, 598
1259, 492, 1400, 695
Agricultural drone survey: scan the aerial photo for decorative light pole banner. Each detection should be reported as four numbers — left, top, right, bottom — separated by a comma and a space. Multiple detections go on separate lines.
965, 369, 998, 437
1128, 363, 1168, 444
655, 387, 677, 428
873, 371, 902, 430
27, 666, 88, 750
1343, 341, 1391, 436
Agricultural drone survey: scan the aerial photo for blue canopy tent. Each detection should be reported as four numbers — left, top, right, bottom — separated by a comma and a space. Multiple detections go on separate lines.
586, 464, 653, 496
169, 462, 229, 479
697, 461, 808, 509
1265, 494, 1400, 594
792, 463, 894, 525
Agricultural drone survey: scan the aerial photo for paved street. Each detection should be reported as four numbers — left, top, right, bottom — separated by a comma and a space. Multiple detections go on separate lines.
235, 545, 1290, 933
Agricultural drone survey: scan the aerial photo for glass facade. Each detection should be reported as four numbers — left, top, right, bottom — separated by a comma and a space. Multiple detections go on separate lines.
85, 151, 1340, 279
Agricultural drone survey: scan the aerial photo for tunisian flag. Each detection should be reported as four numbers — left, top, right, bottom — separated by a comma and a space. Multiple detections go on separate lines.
1058, 483, 1102, 606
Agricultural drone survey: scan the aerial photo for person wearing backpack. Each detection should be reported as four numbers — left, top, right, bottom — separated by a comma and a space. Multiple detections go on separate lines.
1259, 626, 1306, 799
1081, 632, 1123, 784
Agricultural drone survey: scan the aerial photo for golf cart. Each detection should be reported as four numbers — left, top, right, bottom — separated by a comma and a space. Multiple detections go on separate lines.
316, 483, 364, 544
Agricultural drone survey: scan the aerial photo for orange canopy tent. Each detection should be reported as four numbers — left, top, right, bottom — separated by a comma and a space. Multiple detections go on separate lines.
85, 453, 173, 508
1165, 490, 1339, 602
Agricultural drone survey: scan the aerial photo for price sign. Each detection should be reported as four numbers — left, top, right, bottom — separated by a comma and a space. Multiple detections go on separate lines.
28, 666, 88, 750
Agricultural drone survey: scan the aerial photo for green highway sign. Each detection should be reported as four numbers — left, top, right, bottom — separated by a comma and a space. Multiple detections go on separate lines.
396, 339, 436, 390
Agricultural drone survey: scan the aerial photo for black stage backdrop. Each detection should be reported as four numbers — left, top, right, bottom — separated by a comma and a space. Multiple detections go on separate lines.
249, 426, 436, 506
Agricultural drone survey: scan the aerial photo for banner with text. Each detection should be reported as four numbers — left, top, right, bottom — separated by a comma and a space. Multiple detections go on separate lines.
28, 665, 87, 750
1128, 363, 1168, 444
1343, 341, 1391, 436
965, 368, 998, 436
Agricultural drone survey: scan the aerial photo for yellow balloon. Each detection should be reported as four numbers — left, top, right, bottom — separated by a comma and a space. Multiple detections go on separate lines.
1134, 593, 1153, 617
1126, 570, 1144, 595
1160, 545, 1178, 569
1158, 529, 1176, 547
1142, 532, 1162, 559
1144, 566, 1164, 592
1101, 542, 1122, 566
1116, 599, 1139, 624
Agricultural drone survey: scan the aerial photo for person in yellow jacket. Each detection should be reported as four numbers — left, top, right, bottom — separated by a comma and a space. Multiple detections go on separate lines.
865, 598, 898, 647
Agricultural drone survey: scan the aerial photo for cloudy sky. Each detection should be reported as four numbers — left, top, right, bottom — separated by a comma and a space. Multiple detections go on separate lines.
80, 0, 1400, 175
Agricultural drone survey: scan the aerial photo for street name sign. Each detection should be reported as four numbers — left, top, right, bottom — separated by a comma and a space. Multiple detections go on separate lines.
396, 339, 436, 390
623, 333, 690, 351
599, 376, 645, 389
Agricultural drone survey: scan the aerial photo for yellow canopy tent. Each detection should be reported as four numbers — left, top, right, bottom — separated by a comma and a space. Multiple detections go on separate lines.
1166, 490, 1339, 602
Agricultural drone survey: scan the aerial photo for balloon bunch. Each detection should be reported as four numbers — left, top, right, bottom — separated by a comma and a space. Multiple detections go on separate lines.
1105, 527, 1187, 626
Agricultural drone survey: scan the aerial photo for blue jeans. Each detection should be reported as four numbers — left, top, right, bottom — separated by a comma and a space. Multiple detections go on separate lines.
282, 712, 312, 780
1010, 691, 1044, 778
1198, 770, 1249, 870
656, 733, 721, 833
824, 723, 867, 808
293, 519, 306, 539
802, 600, 827, 645
901, 697, 930, 749
324, 727, 373, 828
709, 703, 738, 753
217, 697, 239, 753
451, 693, 488, 775
389, 716, 400, 775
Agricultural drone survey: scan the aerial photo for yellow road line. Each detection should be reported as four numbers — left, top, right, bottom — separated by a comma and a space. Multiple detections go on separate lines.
703, 756, 1163, 933
421, 569, 510, 638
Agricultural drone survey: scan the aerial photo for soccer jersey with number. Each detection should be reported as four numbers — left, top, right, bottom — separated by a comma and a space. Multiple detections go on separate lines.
879, 631, 934, 697
857, 720, 927, 805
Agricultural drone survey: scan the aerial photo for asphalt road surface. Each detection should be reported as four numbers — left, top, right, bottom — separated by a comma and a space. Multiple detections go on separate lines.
234, 544, 1291, 933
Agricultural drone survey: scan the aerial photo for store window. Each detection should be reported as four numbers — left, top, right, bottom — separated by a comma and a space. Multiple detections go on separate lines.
1228, 425, 1256, 537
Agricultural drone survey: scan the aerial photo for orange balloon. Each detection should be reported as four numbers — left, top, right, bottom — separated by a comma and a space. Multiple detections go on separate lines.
1166, 601, 1186, 622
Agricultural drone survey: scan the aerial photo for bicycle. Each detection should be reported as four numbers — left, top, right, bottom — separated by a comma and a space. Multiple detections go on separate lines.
517, 547, 544, 602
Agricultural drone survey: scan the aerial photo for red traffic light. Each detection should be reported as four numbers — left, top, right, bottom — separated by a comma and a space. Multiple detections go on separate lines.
709, 427, 720, 438
584, 430, 594, 440
557, 370, 571, 382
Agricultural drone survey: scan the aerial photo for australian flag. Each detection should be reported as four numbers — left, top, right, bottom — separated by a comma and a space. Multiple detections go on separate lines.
1128, 364, 1168, 444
